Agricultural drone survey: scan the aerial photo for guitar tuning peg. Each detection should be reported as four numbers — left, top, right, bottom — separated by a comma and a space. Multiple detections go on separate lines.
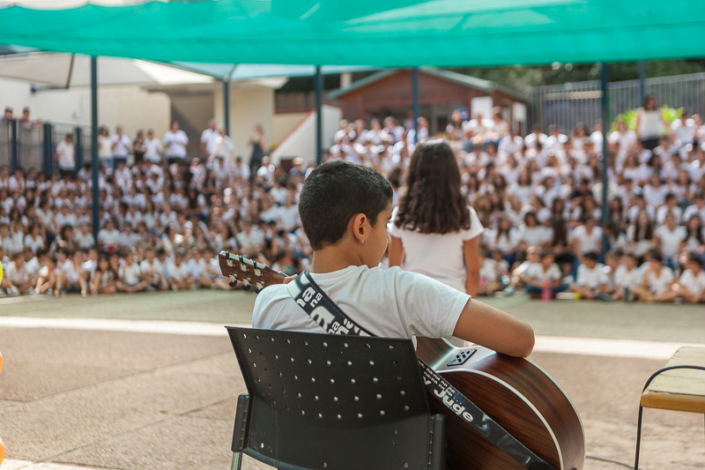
229, 280, 238, 288
242, 285, 251, 291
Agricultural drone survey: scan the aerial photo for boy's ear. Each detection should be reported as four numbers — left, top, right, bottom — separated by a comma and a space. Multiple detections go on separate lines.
350, 213, 368, 244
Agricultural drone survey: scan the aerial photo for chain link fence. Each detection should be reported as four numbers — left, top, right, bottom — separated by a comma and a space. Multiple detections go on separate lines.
530, 72, 705, 133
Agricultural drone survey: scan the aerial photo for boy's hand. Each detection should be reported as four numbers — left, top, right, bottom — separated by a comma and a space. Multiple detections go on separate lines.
283, 275, 298, 285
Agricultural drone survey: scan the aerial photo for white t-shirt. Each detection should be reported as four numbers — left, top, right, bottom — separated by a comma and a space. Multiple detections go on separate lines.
576, 263, 609, 289
163, 130, 189, 158
679, 269, 705, 296
526, 263, 562, 284
144, 138, 164, 163
61, 259, 81, 284
570, 225, 603, 255
519, 226, 549, 248
167, 261, 190, 281
646, 267, 674, 294
120, 262, 142, 285
388, 206, 484, 292
56, 140, 75, 170
253, 265, 468, 340
655, 225, 686, 258
110, 135, 131, 157
200, 128, 219, 155
614, 266, 641, 289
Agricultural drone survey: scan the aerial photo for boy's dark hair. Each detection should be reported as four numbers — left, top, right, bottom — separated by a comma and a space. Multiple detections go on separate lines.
688, 252, 704, 268
540, 249, 553, 259
649, 249, 663, 263
623, 252, 637, 260
299, 161, 392, 250
584, 252, 598, 262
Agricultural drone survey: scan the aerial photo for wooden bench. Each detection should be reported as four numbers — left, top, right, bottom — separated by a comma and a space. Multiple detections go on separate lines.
635, 346, 705, 470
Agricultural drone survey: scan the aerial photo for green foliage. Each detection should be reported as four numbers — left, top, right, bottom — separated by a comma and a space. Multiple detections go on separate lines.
610, 106, 681, 132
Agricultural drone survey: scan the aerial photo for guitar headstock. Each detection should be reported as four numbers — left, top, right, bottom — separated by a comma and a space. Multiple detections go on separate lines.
218, 251, 287, 293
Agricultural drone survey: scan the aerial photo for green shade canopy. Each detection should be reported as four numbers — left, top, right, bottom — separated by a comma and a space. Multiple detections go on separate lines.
0, 0, 703, 67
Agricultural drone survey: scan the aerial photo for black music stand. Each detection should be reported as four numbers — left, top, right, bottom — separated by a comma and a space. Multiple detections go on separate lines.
227, 327, 447, 470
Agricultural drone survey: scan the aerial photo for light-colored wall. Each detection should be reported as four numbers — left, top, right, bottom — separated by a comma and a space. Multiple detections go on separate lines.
0, 77, 171, 139
213, 85, 275, 162
270, 105, 342, 166
273, 112, 309, 145
171, 93, 214, 134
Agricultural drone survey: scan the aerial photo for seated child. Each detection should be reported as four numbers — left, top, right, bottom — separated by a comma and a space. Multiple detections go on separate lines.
477, 249, 504, 296
671, 253, 705, 304
35, 254, 58, 295
167, 250, 195, 291
612, 252, 642, 301
569, 251, 611, 300
253, 161, 534, 357
511, 246, 540, 289
632, 249, 676, 302
117, 250, 149, 293
525, 250, 565, 298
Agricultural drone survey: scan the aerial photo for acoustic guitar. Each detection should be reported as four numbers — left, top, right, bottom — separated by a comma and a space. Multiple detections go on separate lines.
219, 251, 585, 470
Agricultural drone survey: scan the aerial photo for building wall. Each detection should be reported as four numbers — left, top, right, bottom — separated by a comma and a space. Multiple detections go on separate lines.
213, 85, 275, 162
270, 105, 341, 166
0, 77, 171, 139
273, 112, 309, 145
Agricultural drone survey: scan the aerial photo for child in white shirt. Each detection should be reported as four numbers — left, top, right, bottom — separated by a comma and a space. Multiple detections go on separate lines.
569, 251, 611, 300
632, 249, 676, 302
671, 253, 705, 304
525, 250, 564, 298
117, 251, 149, 293
612, 252, 642, 301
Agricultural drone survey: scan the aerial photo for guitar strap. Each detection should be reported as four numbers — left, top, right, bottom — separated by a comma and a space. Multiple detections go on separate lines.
288, 272, 554, 470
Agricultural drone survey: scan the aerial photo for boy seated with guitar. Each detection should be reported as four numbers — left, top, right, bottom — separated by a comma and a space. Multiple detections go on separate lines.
252, 161, 534, 358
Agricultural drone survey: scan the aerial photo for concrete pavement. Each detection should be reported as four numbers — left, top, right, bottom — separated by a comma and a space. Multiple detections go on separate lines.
0, 291, 704, 470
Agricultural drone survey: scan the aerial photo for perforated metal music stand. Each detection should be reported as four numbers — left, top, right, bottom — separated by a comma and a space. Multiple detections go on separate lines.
227, 327, 447, 470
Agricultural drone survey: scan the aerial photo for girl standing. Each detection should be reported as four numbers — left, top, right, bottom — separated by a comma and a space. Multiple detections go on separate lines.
389, 140, 484, 297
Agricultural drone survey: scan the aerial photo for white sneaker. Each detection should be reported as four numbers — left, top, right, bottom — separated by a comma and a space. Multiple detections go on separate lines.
29, 288, 39, 295
0, 289, 7, 298
8, 286, 20, 297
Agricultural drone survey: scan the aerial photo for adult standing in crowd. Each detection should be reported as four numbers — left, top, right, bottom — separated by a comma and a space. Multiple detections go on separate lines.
635, 94, 668, 150
247, 124, 267, 178
54, 133, 75, 179
110, 125, 131, 169
97, 126, 112, 166
143, 129, 163, 164
163, 120, 189, 166
200, 119, 219, 158
133, 130, 146, 164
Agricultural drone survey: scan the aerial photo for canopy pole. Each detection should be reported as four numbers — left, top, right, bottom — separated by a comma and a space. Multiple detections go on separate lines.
412, 68, 419, 144
223, 76, 230, 136
600, 62, 610, 260
315, 66, 323, 166
91, 56, 100, 241
638, 61, 646, 106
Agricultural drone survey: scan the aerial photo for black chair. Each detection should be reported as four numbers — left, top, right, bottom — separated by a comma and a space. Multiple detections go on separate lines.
227, 327, 447, 470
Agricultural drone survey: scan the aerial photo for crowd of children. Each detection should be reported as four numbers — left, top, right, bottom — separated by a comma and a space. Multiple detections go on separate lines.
1, 94, 705, 303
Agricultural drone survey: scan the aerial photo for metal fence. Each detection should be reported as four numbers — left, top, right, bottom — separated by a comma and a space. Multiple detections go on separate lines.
0, 120, 92, 175
530, 72, 705, 133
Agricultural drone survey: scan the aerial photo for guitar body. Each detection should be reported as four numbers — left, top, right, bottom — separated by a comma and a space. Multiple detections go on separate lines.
416, 338, 585, 470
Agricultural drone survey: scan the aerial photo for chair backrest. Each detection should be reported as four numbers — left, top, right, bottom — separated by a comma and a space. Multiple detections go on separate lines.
227, 327, 444, 470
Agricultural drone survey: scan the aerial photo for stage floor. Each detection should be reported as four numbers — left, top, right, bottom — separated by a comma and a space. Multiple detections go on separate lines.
1, 291, 703, 470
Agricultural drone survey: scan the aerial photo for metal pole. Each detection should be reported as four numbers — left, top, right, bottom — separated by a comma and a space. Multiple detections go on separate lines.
91, 56, 100, 241
638, 61, 646, 106
74, 126, 83, 177
412, 68, 420, 144
315, 66, 323, 166
600, 62, 610, 259
223, 77, 230, 136
9, 119, 18, 173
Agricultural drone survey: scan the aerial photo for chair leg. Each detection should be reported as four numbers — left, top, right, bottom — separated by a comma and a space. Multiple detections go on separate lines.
634, 406, 644, 470
232, 452, 243, 470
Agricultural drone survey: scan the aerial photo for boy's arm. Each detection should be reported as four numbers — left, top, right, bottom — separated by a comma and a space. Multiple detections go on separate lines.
452, 298, 534, 358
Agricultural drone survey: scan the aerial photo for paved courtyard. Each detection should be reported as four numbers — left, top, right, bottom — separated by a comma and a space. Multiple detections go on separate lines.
0, 291, 704, 470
